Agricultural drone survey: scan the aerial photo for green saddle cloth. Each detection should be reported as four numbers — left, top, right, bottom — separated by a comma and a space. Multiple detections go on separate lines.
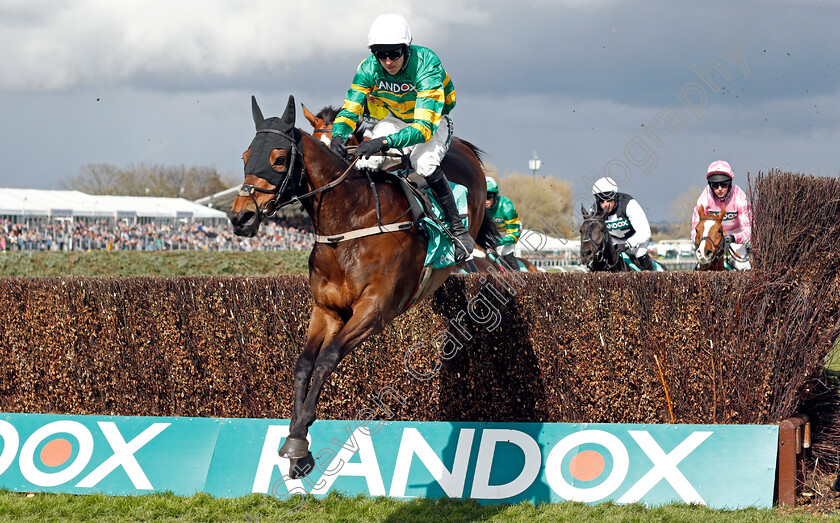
420, 182, 469, 268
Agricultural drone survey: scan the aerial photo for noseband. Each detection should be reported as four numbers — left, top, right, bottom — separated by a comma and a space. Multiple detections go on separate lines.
240, 128, 358, 225
697, 218, 725, 263
581, 217, 621, 270
239, 128, 304, 223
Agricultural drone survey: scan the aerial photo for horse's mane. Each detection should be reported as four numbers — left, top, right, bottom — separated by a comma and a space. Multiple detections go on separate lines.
456, 138, 486, 165
316, 106, 340, 124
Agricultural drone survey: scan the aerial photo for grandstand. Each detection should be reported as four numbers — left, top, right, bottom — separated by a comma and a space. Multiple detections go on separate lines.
0, 188, 314, 252
0, 188, 227, 223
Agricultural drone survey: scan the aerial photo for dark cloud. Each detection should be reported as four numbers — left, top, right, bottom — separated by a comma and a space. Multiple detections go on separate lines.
1, 1, 838, 224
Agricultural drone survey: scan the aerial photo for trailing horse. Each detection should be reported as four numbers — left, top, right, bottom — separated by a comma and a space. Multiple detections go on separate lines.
301, 103, 364, 147
228, 95, 497, 479
694, 204, 729, 271
579, 205, 665, 272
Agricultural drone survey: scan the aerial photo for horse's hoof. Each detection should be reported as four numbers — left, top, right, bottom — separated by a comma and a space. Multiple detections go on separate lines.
288, 453, 315, 479
279, 436, 310, 459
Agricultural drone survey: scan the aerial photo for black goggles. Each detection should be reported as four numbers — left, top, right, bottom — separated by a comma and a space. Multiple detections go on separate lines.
595, 192, 616, 202
709, 181, 731, 189
373, 48, 404, 61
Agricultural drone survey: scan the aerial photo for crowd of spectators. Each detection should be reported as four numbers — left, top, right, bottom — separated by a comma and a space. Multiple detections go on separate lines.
0, 216, 316, 252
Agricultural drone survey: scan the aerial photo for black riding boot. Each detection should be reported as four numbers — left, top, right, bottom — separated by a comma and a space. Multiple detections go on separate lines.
502, 253, 519, 271
427, 168, 475, 263
636, 252, 655, 271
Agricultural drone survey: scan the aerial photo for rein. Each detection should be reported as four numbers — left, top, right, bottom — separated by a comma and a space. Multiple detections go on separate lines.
241, 129, 414, 245
239, 126, 359, 222
581, 217, 623, 271
697, 217, 726, 264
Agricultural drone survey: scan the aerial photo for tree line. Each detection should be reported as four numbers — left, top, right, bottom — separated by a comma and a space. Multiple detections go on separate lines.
59, 163, 236, 201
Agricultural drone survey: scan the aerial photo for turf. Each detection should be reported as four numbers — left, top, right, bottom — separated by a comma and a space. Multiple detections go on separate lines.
0, 251, 310, 277
0, 490, 819, 522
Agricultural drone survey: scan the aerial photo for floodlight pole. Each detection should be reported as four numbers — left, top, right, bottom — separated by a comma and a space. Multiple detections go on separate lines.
529, 151, 542, 180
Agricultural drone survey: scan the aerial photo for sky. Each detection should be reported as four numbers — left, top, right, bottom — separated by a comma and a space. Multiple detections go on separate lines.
1, 0, 837, 222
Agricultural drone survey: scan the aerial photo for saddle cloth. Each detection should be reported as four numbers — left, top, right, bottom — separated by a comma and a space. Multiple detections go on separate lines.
417, 182, 469, 268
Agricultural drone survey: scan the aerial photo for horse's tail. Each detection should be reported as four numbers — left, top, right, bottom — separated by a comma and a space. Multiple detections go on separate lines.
476, 208, 501, 251
455, 137, 495, 250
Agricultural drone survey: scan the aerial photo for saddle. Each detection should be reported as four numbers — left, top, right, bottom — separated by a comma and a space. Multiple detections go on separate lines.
381, 159, 430, 224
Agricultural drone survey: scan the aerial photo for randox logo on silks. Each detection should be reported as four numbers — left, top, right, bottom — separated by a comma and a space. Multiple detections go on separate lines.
606, 218, 630, 230
376, 80, 417, 94
0, 415, 778, 509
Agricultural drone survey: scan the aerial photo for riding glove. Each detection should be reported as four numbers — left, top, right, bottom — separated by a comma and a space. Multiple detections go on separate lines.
354, 137, 389, 159
724, 234, 736, 246
330, 135, 348, 159
616, 242, 630, 254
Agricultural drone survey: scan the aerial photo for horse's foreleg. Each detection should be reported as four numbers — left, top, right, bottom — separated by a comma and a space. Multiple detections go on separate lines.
279, 307, 343, 471
284, 298, 385, 478
290, 307, 343, 424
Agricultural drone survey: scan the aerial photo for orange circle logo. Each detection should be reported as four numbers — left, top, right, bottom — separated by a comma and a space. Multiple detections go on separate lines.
569, 450, 605, 482
40, 438, 73, 467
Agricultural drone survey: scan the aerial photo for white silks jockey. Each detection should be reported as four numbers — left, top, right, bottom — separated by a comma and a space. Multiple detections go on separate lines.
690, 160, 752, 270
590, 176, 655, 270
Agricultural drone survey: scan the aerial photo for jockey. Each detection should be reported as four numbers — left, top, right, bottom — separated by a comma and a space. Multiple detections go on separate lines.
690, 160, 752, 270
485, 177, 521, 269
590, 177, 655, 270
330, 14, 474, 263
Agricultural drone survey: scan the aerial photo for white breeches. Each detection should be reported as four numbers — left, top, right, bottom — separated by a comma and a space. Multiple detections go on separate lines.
355, 113, 453, 177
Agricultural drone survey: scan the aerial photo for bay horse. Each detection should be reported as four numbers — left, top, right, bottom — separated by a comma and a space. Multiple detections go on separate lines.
694, 204, 728, 271
228, 95, 496, 479
300, 103, 364, 147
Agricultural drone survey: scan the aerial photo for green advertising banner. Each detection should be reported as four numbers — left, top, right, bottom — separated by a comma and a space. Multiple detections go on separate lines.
0, 414, 778, 508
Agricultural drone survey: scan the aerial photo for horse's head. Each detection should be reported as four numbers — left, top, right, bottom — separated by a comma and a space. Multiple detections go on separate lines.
580, 204, 609, 267
302, 102, 364, 148
694, 204, 726, 266
229, 95, 304, 237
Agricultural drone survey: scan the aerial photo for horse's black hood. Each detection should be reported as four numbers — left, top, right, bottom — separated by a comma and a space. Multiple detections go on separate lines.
244, 95, 300, 190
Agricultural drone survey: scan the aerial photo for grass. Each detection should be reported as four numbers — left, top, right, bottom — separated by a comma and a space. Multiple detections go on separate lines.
0, 490, 824, 522
0, 250, 310, 277
826, 337, 840, 374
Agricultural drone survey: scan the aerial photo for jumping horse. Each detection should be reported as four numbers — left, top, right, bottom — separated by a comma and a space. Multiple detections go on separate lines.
228, 95, 496, 479
579, 205, 665, 272
694, 204, 729, 271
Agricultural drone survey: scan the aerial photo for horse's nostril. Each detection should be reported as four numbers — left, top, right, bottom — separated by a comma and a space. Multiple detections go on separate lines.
229, 210, 256, 229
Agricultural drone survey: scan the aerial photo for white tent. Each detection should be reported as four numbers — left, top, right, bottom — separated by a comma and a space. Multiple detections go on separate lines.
0, 188, 227, 220
515, 228, 579, 255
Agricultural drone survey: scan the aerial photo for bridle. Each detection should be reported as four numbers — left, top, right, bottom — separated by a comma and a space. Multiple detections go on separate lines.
581, 216, 622, 270
239, 127, 356, 225
696, 216, 726, 264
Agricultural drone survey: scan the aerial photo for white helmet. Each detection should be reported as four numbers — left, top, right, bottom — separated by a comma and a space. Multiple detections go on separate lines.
367, 14, 412, 48
592, 177, 618, 197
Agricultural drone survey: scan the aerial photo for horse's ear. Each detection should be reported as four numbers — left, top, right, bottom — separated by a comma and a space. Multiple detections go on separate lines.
280, 95, 296, 131
697, 205, 706, 218
719, 202, 726, 218
301, 103, 319, 128
252, 96, 265, 130
580, 204, 588, 217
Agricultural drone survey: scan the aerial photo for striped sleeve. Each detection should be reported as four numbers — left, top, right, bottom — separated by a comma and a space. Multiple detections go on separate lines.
332, 61, 375, 141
